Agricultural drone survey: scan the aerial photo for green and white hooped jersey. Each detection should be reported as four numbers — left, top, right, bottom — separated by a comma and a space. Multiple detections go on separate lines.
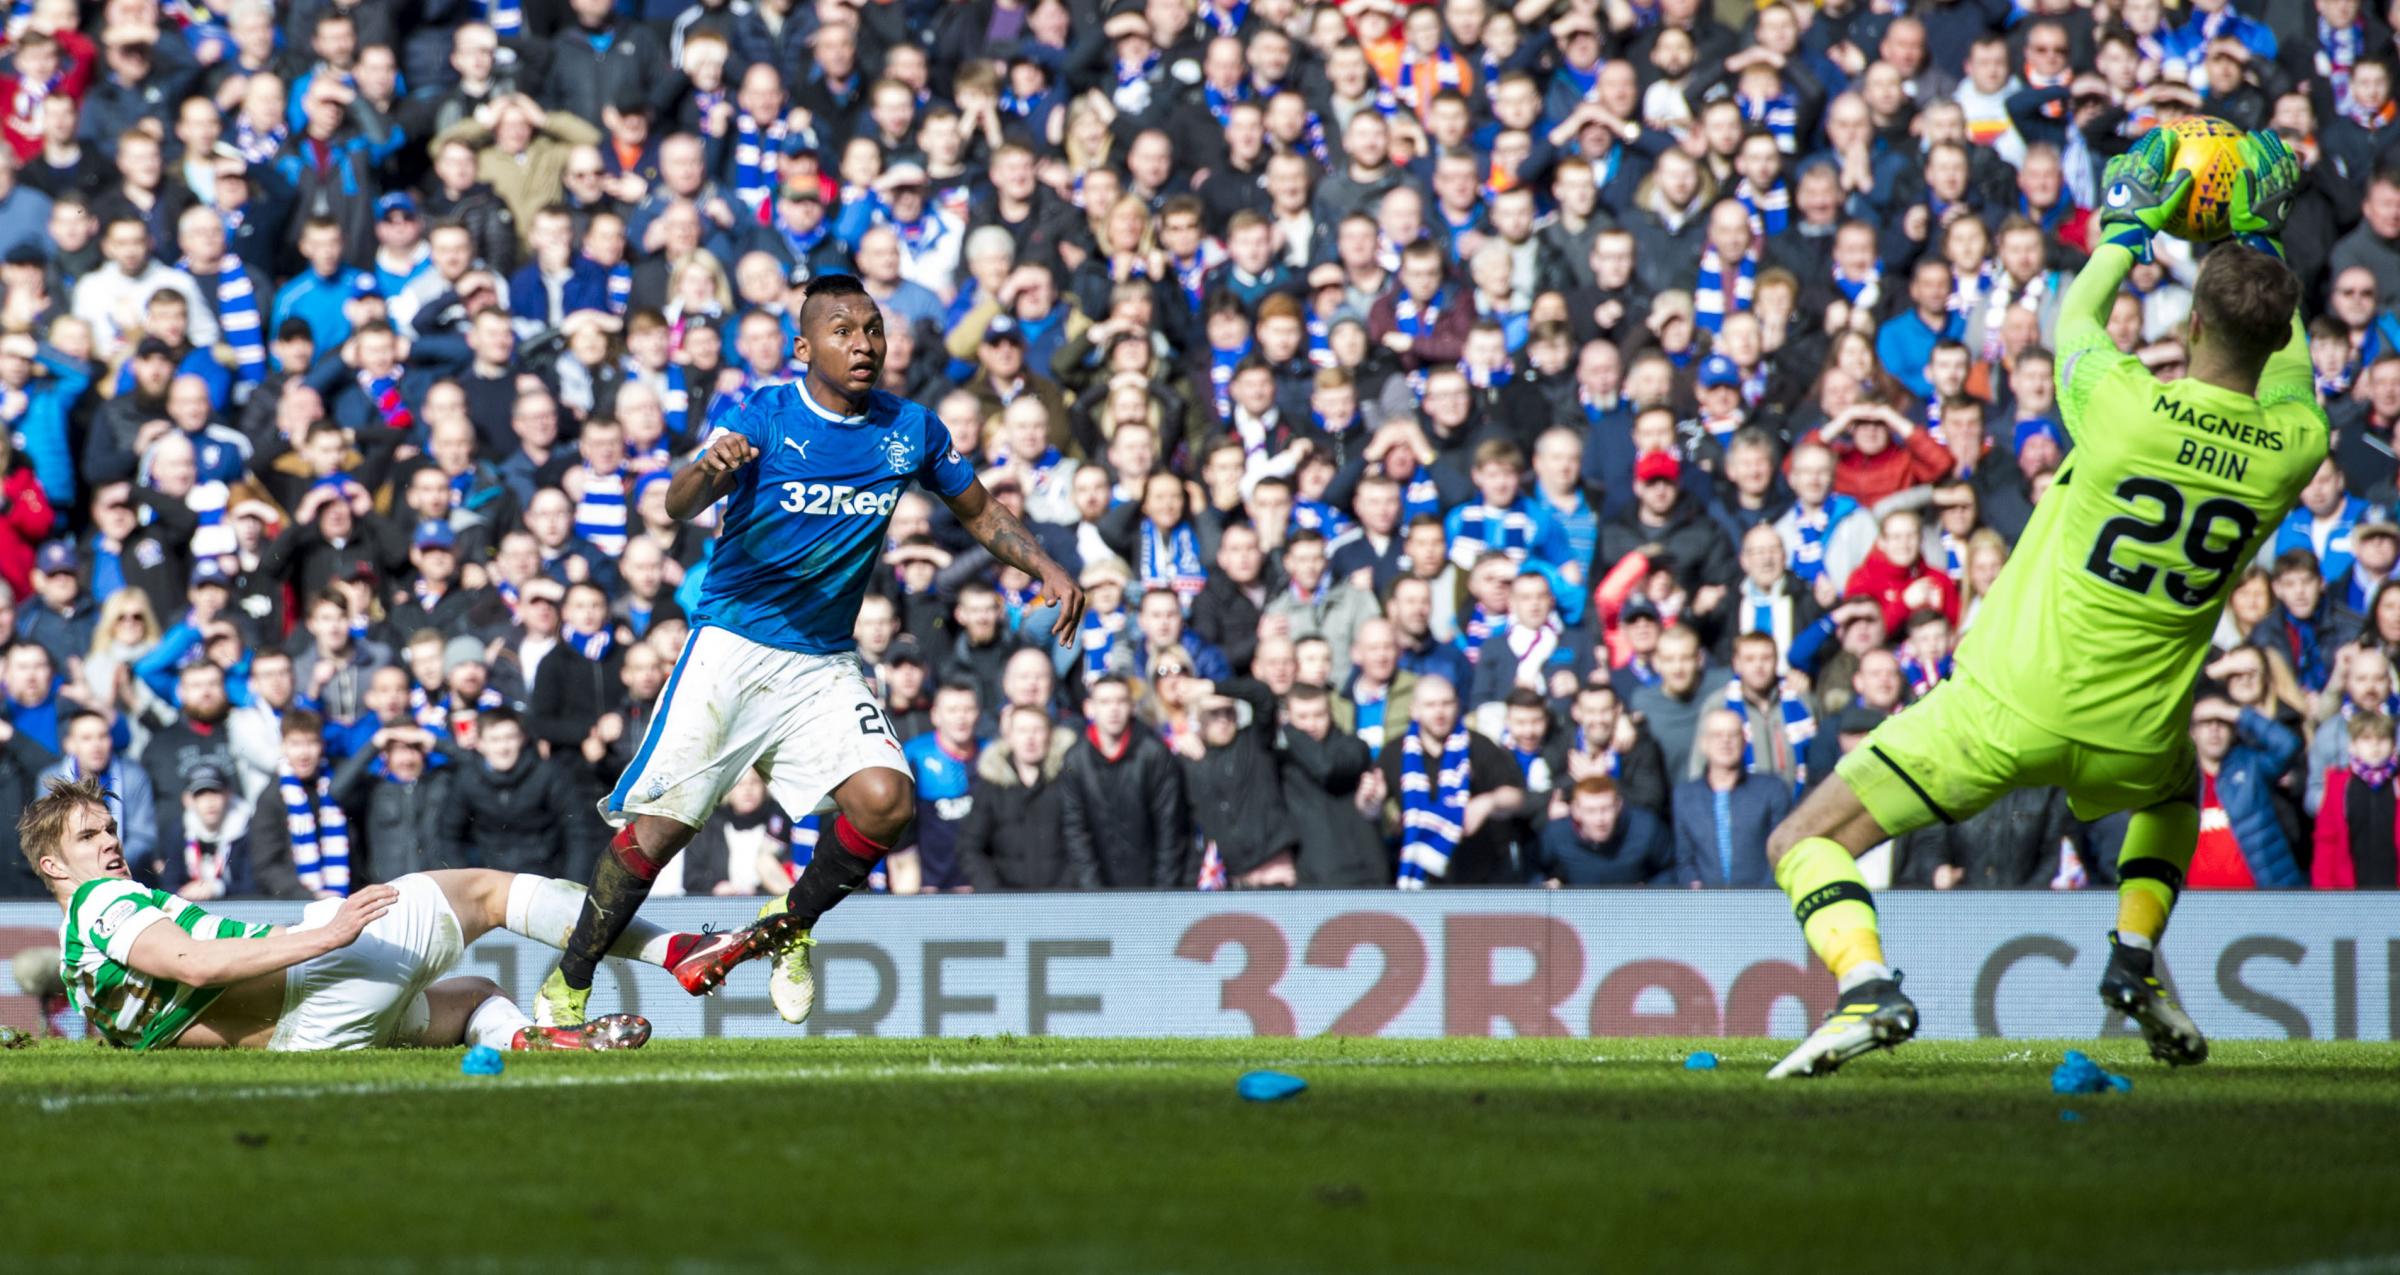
59, 879, 273, 1051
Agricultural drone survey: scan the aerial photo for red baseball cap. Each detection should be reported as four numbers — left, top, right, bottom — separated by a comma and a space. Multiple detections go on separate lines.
1634, 451, 1682, 485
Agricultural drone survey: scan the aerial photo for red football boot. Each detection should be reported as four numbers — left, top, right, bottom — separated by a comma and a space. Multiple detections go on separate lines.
511, 1012, 653, 1051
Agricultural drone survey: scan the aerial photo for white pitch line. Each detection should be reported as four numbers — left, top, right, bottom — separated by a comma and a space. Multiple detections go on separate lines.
9, 1054, 1406, 1110
14, 1060, 1091, 1111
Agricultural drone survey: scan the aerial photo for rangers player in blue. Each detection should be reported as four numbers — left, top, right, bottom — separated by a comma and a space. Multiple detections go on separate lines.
535, 275, 1088, 1028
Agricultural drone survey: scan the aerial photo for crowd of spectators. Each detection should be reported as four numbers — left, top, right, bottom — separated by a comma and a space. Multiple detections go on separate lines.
2, 0, 2398, 902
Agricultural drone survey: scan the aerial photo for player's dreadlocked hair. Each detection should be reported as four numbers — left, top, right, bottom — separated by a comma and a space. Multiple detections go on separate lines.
19, 775, 111, 876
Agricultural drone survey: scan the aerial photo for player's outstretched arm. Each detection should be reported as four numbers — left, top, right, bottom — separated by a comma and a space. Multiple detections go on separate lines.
666, 432, 758, 520
123, 885, 397, 989
943, 477, 1088, 643
2057, 129, 2186, 416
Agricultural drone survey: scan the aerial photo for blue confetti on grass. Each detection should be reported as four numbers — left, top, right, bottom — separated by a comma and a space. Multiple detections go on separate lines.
1238, 1070, 1307, 1102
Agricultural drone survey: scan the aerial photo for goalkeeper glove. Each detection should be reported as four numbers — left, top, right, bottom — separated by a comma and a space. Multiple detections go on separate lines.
2098, 127, 2191, 262
2230, 129, 2300, 258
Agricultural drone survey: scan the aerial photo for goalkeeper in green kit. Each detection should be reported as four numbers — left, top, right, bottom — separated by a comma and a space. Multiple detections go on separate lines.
1760, 127, 2322, 1078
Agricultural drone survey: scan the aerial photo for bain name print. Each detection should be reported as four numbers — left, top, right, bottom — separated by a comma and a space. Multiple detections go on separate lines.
2155, 391, 2288, 483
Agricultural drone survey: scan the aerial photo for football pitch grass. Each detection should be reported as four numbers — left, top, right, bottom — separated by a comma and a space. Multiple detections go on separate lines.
5, 1036, 2397, 1275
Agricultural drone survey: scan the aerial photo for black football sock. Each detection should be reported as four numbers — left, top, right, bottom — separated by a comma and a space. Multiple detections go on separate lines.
558, 828, 663, 990
777, 815, 891, 932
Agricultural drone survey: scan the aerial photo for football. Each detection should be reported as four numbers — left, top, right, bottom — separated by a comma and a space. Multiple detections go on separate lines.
2159, 114, 2248, 243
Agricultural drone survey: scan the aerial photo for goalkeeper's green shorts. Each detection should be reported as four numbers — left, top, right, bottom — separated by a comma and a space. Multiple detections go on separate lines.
1833, 668, 2199, 836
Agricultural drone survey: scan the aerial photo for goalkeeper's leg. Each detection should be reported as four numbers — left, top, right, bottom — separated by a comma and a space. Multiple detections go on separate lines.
2101, 796, 2209, 1065
1761, 775, 1919, 1079
1755, 679, 2030, 1077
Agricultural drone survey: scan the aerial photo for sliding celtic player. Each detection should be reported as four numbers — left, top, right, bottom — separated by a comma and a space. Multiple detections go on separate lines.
27, 776, 660, 1053
1761, 127, 2321, 1077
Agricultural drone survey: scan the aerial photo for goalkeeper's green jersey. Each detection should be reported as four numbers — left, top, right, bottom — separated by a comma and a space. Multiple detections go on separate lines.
59, 878, 273, 1050
1953, 244, 2326, 751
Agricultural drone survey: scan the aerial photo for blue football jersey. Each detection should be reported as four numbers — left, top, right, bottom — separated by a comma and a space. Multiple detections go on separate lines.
693, 381, 977, 653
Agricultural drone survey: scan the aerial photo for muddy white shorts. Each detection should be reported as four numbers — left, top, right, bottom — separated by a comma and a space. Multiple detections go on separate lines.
269, 873, 466, 1051
603, 625, 907, 830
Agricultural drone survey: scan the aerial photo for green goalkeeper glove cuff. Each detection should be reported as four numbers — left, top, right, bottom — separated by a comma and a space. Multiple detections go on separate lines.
2233, 232, 2285, 260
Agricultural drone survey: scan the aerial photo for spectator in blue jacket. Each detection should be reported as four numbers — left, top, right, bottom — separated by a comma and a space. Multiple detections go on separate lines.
1540, 775, 1674, 886
1673, 708, 1794, 887
1874, 258, 1965, 402
272, 219, 374, 352
0, 331, 86, 508
509, 205, 611, 331
2188, 690, 2306, 889
2271, 457, 2369, 588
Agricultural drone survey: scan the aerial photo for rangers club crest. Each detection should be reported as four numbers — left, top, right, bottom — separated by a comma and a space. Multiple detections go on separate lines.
883, 434, 915, 475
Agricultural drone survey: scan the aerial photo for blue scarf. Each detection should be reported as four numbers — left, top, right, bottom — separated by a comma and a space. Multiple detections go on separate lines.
887, 207, 950, 263
1457, 603, 1499, 662
779, 216, 830, 267
232, 117, 285, 163
1203, 81, 1249, 129
1293, 497, 1353, 539
1460, 356, 1513, 389
1452, 500, 1538, 564
1202, 0, 1248, 35
1306, 315, 1335, 368
1724, 677, 1814, 794
279, 761, 350, 897
573, 465, 628, 556
185, 257, 266, 397
1401, 472, 1443, 520
1833, 266, 1880, 311
733, 112, 790, 217
1394, 286, 1448, 340
1741, 92, 1798, 154
605, 261, 631, 315
642, 360, 690, 441
1079, 606, 1126, 681
1694, 243, 1755, 334
477, 0, 522, 36
1172, 249, 1216, 313
565, 626, 614, 663
1396, 44, 1467, 110
1736, 178, 1789, 236
1901, 653, 1950, 699
1397, 722, 1471, 888
1207, 340, 1250, 421
2323, 18, 2366, 117
1298, 107, 1332, 165
1141, 520, 1207, 605
1790, 495, 1859, 584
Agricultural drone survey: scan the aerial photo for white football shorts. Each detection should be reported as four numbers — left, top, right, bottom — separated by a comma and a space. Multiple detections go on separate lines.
269, 872, 466, 1051
602, 625, 907, 831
